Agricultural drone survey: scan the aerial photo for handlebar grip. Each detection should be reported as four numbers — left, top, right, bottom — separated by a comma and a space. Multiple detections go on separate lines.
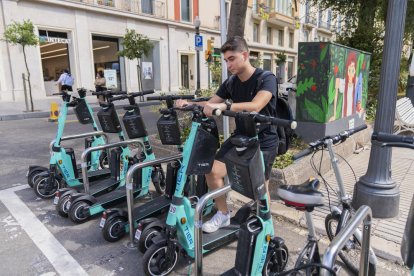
270, 117, 297, 130
192, 97, 211, 102
293, 147, 314, 160
347, 124, 367, 136
373, 132, 414, 144
212, 109, 222, 116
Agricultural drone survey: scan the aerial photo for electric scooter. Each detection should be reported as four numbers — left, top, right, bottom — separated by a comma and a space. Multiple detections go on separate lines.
99, 95, 211, 243
65, 90, 166, 223
141, 107, 278, 275
30, 88, 110, 199
191, 110, 296, 276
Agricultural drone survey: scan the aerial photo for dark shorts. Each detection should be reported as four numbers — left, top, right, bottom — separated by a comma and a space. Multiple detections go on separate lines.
62, 85, 73, 91
216, 139, 278, 180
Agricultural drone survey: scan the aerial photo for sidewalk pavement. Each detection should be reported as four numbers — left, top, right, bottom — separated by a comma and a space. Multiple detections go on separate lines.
231, 143, 414, 264
0, 96, 153, 121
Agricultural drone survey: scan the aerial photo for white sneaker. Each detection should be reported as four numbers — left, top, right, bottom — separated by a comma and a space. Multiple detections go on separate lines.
202, 211, 230, 233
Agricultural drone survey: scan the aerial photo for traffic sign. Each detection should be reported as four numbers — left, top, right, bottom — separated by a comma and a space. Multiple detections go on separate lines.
195, 35, 203, 51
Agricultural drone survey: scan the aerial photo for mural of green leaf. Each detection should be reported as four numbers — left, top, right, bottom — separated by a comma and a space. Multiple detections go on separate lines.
328, 77, 335, 104
335, 94, 343, 120
296, 77, 316, 97
321, 95, 328, 122
305, 98, 325, 123
356, 53, 364, 76
320, 44, 328, 62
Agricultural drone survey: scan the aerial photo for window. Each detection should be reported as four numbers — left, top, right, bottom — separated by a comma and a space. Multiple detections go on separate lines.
275, 0, 291, 16
142, 0, 153, 14
263, 54, 272, 71
289, 32, 294, 48
303, 30, 309, 42
287, 58, 294, 79
181, 0, 191, 22
253, 23, 259, 42
278, 29, 284, 46
267, 27, 272, 45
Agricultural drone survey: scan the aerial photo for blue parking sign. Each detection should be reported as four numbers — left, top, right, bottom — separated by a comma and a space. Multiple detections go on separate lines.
195, 35, 203, 51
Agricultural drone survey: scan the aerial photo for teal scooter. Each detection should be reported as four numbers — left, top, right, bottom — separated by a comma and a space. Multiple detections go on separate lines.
65, 90, 166, 223
140, 106, 263, 275
30, 88, 109, 199
191, 110, 296, 276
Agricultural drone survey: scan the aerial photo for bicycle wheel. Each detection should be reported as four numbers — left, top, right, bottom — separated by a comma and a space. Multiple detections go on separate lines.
325, 213, 376, 275
295, 242, 320, 275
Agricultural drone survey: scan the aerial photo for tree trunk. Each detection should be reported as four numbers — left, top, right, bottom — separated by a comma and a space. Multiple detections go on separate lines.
227, 0, 248, 39
22, 46, 34, 112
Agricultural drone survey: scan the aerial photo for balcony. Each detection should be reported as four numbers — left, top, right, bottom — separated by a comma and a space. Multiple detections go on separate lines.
305, 15, 317, 26
72, 0, 166, 18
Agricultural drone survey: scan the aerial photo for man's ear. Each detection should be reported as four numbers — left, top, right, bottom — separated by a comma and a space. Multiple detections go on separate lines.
243, 51, 249, 62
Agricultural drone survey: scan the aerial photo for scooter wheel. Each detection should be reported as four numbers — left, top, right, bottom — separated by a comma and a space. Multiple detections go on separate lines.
152, 166, 166, 195
27, 168, 47, 188
263, 244, 289, 275
69, 201, 91, 224
138, 226, 162, 253
102, 216, 127, 242
143, 243, 179, 276
56, 193, 73, 217
99, 150, 109, 169
33, 176, 61, 199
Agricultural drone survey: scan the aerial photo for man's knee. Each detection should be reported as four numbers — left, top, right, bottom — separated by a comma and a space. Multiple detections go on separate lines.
206, 160, 227, 182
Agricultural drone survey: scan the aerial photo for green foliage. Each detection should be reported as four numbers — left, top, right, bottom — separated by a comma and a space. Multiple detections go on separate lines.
208, 61, 222, 86
251, 54, 263, 68
365, 99, 377, 121
3, 20, 38, 46
273, 152, 293, 169
118, 29, 153, 60
296, 77, 316, 97
276, 51, 287, 65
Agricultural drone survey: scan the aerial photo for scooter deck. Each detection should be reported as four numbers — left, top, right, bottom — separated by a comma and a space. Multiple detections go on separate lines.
132, 195, 171, 223
220, 268, 238, 276
92, 186, 143, 210
87, 168, 110, 179
202, 219, 240, 252
88, 178, 120, 197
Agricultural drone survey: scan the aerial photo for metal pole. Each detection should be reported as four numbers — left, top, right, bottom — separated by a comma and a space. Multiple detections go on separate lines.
220, 0, 230, 140
406, 46, 414, 102
125, 153, 182, 248
196, 25, 201, 96
194, 185, 232, 276
321, 205, 372, 276
352, 0, 407, 218
22, 73, 29, 112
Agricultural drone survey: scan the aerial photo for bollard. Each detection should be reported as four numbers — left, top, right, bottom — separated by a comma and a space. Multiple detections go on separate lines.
48, 102, 59, 122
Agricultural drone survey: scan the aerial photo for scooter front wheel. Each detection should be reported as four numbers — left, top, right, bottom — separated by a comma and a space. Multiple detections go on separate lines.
28, 168, 47, 187
263, 244, 289, 275
143, 243, 179, 276
138, 226, 163, 253
56, 193, 72, 217
33, 176, 61, 199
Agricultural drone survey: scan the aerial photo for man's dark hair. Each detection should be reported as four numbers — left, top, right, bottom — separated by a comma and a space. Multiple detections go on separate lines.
221, 36, 249, 53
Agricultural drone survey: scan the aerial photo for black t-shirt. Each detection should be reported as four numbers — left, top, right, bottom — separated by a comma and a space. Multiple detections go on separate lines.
216, 68, 278, 150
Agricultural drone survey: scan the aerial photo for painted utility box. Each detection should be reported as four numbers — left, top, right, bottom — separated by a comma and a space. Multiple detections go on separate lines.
294, 42, 371, 142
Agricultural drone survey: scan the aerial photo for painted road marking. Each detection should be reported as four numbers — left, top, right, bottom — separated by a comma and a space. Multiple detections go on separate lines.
0, 185, 88, 276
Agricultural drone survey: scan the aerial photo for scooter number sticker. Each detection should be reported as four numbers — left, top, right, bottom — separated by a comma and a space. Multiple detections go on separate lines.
135, 229, 142, 240
53, 196, 59, 205
169, 204, 177, 214
99, 218, 106, 228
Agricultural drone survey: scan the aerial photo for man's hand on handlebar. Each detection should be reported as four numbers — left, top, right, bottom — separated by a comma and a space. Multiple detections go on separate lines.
203, 102, 226, 117
175, 99, 190, 108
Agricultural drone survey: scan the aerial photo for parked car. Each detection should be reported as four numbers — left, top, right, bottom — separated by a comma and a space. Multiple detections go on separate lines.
278, 75, 297, 97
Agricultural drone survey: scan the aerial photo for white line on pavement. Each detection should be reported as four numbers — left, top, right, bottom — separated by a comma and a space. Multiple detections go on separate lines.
0, 185, 88, 276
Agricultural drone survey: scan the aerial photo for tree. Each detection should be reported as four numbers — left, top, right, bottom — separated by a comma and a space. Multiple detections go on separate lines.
3, 20, 38, 111
227, 0, 248, 39
118, 29, 153, 92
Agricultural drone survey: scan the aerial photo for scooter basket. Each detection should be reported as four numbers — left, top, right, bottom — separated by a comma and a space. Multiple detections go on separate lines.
74, 99, 93, 125
224, 141, 265, 200
97, 105, 122, 133
122, 109, 147, 138
186, 127, 218, 175
157, 114, 181, 145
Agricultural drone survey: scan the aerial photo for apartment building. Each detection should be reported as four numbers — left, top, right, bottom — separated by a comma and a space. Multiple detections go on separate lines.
0, 0, 222, 102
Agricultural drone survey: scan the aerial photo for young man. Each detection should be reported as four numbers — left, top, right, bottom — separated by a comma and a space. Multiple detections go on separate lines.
177, 36, 278, 233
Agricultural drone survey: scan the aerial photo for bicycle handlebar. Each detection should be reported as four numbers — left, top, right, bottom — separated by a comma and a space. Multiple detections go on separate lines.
147, 95, 195, 101
372, 132, 414, 144
191, 97, 211, 102
293, 124, 368, 160
213, 109, 297, 129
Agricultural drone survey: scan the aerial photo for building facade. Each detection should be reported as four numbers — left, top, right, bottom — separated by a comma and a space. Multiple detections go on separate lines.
0, 0, 222, 102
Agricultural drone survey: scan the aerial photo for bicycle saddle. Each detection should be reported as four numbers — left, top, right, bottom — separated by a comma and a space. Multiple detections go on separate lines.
277, 178, 324, 209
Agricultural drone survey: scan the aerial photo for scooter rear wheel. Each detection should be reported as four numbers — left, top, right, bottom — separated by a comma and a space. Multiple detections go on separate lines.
56, 193, 72, 217
143, 243, 179, 276
33, 176, 61, 199
28, 168, 47, 188
152, 166, 166, 195
138, 226, 163, 253
102, 216, 127, 242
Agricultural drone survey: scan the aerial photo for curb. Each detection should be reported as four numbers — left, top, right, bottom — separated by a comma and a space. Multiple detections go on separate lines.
0, 101, 157, 121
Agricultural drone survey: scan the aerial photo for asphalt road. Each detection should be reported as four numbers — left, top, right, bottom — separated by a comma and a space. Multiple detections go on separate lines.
0, 106, 410, 275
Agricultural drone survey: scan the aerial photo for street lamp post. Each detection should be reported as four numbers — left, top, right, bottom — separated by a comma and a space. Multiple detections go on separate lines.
352, 0, 407, 218
194, 16, 201, 96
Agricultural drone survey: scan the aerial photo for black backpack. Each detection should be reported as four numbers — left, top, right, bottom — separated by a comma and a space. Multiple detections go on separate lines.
225, 71, 294, 155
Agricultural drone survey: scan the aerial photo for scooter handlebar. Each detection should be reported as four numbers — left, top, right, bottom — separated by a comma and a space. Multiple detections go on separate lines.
147, 95, 195, 101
